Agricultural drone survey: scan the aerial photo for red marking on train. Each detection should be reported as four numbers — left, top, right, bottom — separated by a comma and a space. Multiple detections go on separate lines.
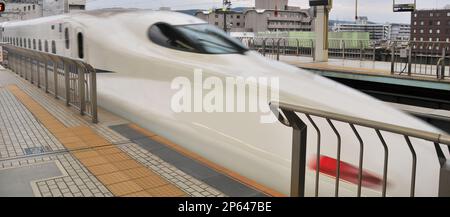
309, 156, 382, 188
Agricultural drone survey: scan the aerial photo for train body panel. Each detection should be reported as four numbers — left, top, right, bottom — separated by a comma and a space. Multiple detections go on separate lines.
2, 9, 448, 196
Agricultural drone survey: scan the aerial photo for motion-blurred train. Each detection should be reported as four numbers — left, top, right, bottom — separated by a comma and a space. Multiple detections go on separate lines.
1, 9, 448, 196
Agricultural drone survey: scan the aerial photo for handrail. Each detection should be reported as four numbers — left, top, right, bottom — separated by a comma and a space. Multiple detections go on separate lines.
1, 43, 98, 123
270, 101, 450, 145
269, 100, 450, 197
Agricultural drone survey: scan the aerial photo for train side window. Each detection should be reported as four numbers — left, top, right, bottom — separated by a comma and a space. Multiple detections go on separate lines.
45, 40, 48, 52
65, 28, 70, 49
51, 40, 56, 54
38, 40, 42, 51
148, 23, 248, 54
77, 32, 84, 59
33, 39, 36, 50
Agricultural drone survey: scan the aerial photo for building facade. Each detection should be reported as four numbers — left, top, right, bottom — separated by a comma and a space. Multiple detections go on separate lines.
0, 0, 86, 22
195, 0, 313, 33
332, 23, 389, 41
410, 8, 450, 43
387, 23, 411, 41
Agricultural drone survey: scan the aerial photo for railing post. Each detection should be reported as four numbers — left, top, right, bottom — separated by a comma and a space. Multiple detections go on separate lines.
439, 48, 446, 80
262, 39, 266, 57
282, 110, 308, 197
64, 62, 70, 106
342, 40, 345, 60
30, 58, 34, 84
79, 66, 86, 116
54, 61, 58, 99
439, 160, 450, 197
359, 41, 363, 61
277, 39, 281, 61
373, 46, 376, 62
391, 42, 396, 75
90, 67, 98, 123
407, 46, 412, 76
296, 39, 300, 56
37, 60, 40, 88
311, 39, 315, 60
44, 61, 49, 93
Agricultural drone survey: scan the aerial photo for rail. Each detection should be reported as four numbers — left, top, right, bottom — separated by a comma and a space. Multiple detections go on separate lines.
269, 101, 450, 197
1, 43, 98, 123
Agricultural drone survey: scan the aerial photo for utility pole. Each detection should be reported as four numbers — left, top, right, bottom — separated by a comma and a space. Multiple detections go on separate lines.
222, 0, 231, 32
355, 0, 358, 21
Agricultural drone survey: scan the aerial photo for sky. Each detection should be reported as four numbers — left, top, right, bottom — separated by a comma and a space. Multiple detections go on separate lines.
86, 0, 450, 24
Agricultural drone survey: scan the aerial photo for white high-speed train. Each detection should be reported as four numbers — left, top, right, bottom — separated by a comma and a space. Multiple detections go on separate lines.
1, 9, 448, 196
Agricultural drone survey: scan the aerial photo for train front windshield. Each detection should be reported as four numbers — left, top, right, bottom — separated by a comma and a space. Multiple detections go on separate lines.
148, 23, 248, 54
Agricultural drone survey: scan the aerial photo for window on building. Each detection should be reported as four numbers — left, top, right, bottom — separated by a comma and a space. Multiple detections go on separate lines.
77, 32, 84, 59
28, 39, 31, 49
24, 6, 26, 11
429, 29, 433, 33
33, 5, 35, 10
214, 22, 219, 26
51, 40, 56, 54
420, 29, 424, 33
429, 21, 433, 26
437, 21, 441, 25
65, 28, 70, 49
447, 12, 450, 16
420, 21, 424, 25
413, 21, 417, 25
437, 29, 440, 33
236, 22, 240, 27
430, 13, 433, 17
28, 6, 30, 11
215, 15, 219, 18
33, 39, 36, 50
38, 40, 42, 51
414, 13, 417, 17
237, 15, 240, 19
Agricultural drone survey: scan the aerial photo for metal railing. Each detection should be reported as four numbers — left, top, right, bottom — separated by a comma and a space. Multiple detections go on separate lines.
328, 39, 375, 62
270, 101, 450, 197
238, 37, 315, 61
2, 43, 98, 123
238, 37, 375, 62
390, 41, 450, 79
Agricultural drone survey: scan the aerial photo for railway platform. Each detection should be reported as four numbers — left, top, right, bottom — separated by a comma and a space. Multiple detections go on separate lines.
0, 67, 276, 197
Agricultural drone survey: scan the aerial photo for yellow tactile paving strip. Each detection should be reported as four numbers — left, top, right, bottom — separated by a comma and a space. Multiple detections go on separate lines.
7, 85, 186, 197
129, 124, 286, 197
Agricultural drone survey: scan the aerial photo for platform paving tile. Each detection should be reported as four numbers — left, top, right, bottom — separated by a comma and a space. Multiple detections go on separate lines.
0, 88, 65, 159
119, 143, 226, 197
0, 69, 230, 197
